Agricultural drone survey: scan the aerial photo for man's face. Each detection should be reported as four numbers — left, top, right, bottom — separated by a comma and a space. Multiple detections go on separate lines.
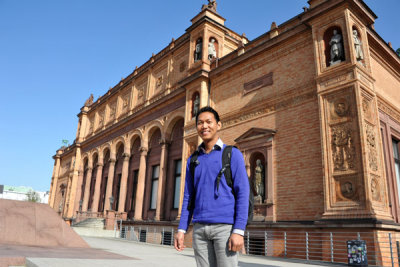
196, 111, 221, 142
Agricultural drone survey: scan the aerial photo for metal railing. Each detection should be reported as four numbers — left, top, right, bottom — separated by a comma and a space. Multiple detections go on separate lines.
114, 226, 400, 267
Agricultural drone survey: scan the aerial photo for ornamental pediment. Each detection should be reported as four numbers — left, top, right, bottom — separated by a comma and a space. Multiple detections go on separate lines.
234, 128, 276, 143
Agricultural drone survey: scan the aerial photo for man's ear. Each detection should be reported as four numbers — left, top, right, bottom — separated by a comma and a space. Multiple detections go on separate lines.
217, 121, 222, 130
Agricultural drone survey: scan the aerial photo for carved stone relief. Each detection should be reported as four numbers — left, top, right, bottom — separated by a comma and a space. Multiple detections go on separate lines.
366, 124, 378, 172
361, 95, 373, 123
98, 109, 105, 127
180, 61, 186, 72
370, 174, 381, 202
156, 76, 163, 88
89, 117, 94, 133
110, 103, 117, 121
331, 124, 356, 171
122, 94, 129, 110
335, 176, 358, 201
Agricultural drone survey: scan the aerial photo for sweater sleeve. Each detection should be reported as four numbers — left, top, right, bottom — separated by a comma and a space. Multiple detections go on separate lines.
231, 148, 249, 230
178, 158, 194, 231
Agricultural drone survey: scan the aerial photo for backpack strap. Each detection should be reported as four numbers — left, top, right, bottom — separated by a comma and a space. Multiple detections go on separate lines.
215, 145, 235, 195
187, 150, 199, 211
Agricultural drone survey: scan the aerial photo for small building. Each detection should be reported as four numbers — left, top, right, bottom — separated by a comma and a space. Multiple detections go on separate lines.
49, 0, 400, 264
0, 185, 49, 204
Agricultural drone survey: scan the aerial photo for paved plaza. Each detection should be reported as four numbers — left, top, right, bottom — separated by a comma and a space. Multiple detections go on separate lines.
12, 236, 344, 267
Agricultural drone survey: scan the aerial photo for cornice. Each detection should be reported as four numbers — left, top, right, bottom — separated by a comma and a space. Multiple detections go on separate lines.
77, 34, 190, 116
80, 88, 185, 153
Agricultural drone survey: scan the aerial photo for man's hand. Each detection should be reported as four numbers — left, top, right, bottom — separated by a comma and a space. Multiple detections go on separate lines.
174, 231, 186, 251
228, 233, 244, 252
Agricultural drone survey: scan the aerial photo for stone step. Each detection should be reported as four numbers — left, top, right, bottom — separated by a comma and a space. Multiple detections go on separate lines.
73, 218, 105, 229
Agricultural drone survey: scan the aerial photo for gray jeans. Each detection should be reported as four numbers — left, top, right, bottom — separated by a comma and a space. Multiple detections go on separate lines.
192, 223, 238, 267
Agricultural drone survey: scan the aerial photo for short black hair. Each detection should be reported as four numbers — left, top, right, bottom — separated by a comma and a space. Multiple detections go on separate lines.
196, 106, 220, 124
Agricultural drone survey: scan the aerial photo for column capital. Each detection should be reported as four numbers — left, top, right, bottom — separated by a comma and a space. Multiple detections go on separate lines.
123, 153, 131, 160
109, 158, 116, 163
159, 138, 171, 147
96, 162, 104, 167
139, 147, 148, 154
85, 166, 93, 171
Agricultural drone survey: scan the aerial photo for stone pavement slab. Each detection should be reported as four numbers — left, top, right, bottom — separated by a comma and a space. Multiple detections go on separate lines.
18, 236, 345, 267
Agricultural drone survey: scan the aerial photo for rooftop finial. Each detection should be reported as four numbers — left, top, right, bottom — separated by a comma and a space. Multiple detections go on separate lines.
202, 0, 217, 12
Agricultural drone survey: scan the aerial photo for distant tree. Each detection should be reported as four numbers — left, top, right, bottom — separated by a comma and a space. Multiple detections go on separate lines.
396, 48, 400, 57
26, 190, 41, 203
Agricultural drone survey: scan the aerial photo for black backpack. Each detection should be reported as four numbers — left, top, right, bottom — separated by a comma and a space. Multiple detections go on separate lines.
187, 145, 254, 224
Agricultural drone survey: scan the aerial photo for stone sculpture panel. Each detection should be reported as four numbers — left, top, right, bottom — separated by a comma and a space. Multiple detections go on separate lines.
331, 124, 356, 171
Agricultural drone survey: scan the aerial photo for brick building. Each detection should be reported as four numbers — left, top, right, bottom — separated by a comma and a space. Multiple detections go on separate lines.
49, 0, 400, 263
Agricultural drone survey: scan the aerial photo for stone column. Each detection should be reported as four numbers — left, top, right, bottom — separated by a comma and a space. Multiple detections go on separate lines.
155, 140, 169, 220
134, 147, 148, 220
91, 162, 103, 212
104, 158, 116, 212
49, 154, 61, 208
118, 153, 131, 212
82, 166, 93, 212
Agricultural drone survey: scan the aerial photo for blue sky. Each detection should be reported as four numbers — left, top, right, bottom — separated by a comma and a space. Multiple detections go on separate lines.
0, 0, 399, 192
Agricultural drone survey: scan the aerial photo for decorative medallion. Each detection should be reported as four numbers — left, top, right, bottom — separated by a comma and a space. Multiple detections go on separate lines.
340, 180, 356, 199
370, 174, 381, 202
333, 97, 349, 117
331, 125, 356, 171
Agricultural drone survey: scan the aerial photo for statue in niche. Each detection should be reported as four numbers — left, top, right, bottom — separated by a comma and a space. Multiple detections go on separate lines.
194, 39, 202, 62
253, 159, 265, 203
84, 94, 94, 107
208, 39, 217, 60
353, 29, 364, 62
193, 94, 200, 118
329, 29, 344, 66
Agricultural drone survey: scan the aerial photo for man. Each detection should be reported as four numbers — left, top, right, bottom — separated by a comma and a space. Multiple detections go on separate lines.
174, 106, 249, 267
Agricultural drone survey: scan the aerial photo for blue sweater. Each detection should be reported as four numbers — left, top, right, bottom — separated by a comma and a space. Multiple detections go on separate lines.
178, 143, 249, 231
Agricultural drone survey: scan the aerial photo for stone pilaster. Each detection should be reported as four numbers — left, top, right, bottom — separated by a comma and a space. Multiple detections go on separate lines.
82, 166, 93, 212
104, 158, 116, 212
49, 153, 61, 208
118, 153, 131, 212
134, 147, 148, 220
155, 140, 170, 220
91, 162, 103, 212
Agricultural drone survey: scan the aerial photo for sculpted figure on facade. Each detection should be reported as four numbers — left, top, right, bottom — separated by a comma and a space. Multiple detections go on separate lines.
208, 39, 217, 60
202, 0, 217, 12
254, 159, 265, 203
84, 94, 94, 107
193, 94, 200, 118
194, 39, 202, 62
332, 125, 355, 171
329, 29, 344, 66
353, 29, 364, 62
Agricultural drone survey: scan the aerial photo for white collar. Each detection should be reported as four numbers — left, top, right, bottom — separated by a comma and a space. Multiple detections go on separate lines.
198, 138, 224, 153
